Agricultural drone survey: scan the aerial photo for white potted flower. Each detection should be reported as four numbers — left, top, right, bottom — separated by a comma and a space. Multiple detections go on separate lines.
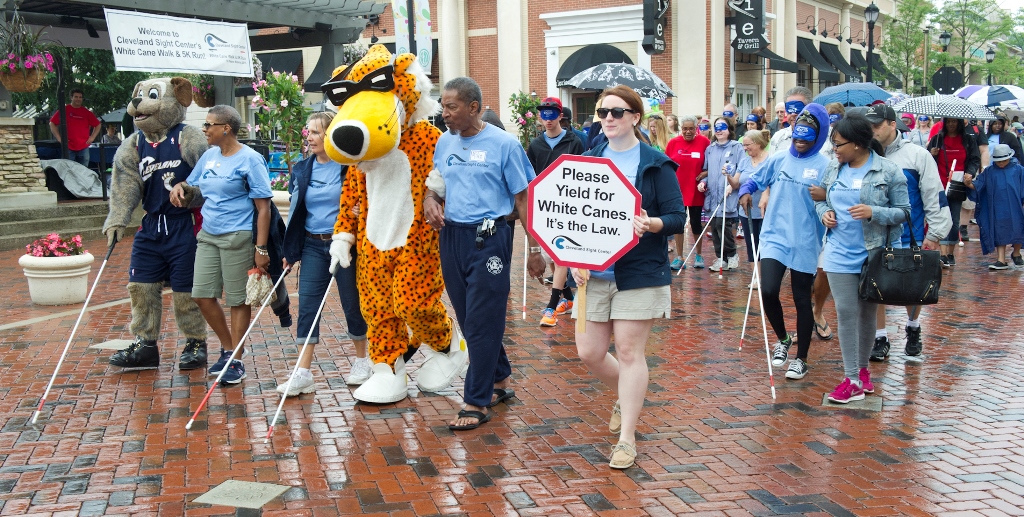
19, 233, 94, 305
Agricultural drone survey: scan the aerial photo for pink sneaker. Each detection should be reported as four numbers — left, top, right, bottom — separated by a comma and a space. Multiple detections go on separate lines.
859, 368, 874, 394
827, 378, 865, 404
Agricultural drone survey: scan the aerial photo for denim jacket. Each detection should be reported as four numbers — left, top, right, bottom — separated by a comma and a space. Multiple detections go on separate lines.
815, 152, 911, 250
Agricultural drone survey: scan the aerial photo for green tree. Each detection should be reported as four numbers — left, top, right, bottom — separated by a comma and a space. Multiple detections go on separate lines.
978, 48, 1024, 87
881, 0, 934, 92
932, 0, 1014, 87
12, 48, 148, 117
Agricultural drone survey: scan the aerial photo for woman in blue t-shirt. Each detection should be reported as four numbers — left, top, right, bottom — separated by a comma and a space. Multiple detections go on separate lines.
171, 105, 274, 385
277, 112, 370, 396
571, 85, 685, 470
815, 115, 909, 404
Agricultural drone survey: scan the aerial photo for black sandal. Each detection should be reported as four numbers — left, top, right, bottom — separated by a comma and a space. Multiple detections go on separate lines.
448, 409, 492, 431
488, 388, 515, 407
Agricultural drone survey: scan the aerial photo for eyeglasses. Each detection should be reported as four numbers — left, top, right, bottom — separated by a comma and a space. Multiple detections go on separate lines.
680, 127, 697, 132
831, 139, 854, 149
596, 107, 638, 119
202, 122, 228, 130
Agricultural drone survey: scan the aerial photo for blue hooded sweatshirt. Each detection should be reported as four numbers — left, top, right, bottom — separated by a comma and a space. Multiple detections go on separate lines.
738, 103, 831, 274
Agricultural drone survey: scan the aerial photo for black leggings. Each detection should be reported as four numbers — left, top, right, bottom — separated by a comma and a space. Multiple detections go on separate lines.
760, 258, 815, 360
686, 206, 703, 236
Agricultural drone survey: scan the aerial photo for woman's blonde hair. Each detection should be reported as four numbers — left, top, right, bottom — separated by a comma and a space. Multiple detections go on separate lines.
743, 129, 771, 150
306, 112, 334, 133
647, 114, 669, 150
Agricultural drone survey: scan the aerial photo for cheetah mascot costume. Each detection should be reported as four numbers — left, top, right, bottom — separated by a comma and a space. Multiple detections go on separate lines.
323, 44, 465, 404
102, 77, 209, 369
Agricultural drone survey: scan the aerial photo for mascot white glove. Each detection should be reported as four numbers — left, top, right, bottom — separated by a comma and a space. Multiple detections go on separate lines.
425, 168, 446, 199
329, 232, 356, 273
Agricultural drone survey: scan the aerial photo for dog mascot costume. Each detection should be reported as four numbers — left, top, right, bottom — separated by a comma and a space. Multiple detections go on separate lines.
102, 77, 209, 369
323, 44, 466, 404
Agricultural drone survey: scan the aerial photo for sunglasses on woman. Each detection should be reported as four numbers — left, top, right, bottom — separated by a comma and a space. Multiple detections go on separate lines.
596, 107, 638, 119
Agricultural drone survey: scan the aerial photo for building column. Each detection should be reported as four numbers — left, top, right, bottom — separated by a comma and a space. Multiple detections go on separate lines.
439, 0, 467, 88
710, 0, 726, 115
497, 0, 524, 126
778, 0, 797, 94
841, 2, 852, 77
674, 0, 707, 116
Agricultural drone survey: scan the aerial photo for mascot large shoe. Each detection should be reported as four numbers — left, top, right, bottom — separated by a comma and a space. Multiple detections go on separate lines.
323, 45, 461, 403
415, 319, 468, 393
102, 77, 209, 370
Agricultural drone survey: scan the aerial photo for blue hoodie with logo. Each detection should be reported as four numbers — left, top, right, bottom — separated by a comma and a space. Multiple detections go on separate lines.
737, 103, 831, 274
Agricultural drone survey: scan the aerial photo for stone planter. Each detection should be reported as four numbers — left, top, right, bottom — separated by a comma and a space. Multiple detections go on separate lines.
272, 190, 290, 222
18, 253, 95, 305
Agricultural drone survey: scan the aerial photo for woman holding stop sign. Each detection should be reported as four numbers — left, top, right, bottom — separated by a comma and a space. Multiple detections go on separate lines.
571, 85, 686, 469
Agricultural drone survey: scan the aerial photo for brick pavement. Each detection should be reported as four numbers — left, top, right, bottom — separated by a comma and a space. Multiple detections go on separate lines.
1, 233, 1022, 516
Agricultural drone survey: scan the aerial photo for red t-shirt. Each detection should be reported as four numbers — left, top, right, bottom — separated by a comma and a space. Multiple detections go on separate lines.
50, 105, 100, 151
935, 135, 966, 187
666, 134, 711, 207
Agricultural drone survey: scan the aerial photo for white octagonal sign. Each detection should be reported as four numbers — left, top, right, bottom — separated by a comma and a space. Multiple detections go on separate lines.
527, 155, 641, 270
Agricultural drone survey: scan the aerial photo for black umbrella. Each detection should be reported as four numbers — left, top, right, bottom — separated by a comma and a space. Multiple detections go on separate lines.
565, 63, 674, 100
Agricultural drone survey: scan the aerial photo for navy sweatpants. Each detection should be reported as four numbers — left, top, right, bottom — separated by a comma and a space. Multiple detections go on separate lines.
440, 220, 512, 408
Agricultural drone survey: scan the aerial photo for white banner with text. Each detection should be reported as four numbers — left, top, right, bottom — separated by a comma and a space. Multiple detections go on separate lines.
104, 8, 253, 77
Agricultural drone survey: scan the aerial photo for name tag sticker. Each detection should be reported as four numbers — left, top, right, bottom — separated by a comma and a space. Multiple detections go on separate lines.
691, 152, 701, 159
852, 179, 863, 189
802, 168, 818, 179
470, 150, 487, 162
206, 160, 216, 170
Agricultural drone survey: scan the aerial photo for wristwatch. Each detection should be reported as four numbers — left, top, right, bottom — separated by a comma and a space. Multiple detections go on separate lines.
530, 247, 541, 253
255, 245, 269, 256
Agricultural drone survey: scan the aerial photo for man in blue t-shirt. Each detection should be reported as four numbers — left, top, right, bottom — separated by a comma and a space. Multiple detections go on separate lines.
424, 77, 546, 431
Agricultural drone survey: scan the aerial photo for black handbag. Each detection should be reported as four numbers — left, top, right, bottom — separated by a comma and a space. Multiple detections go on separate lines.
858, 209, 942, 306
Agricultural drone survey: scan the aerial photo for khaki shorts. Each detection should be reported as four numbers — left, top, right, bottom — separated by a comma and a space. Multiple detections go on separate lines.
571, 278, 671, 322
192, 229, 253, 307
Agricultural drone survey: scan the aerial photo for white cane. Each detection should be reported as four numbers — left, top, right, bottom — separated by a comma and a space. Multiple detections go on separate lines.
738, 210, 762, 351
745, 210, 777, 399
719, 153, 732, 279
186, 266, 291, 431
522, 233, 528, 320
676, 199, 723, 276
33, 240, 118, 424
267, 276, 335, 441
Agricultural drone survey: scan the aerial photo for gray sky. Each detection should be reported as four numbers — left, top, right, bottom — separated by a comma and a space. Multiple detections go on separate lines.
998, 0, 1024, 12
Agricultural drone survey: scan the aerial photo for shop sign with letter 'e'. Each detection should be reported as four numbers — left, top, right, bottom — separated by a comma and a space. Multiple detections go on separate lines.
527, 155, 641, 270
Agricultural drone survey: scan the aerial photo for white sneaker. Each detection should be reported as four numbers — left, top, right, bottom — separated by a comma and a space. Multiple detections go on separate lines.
346, 356, 373, 385
727, 255, 739, 270
709, 258, 725, 272
276, 369, 315, 397
416, 324, 468, 393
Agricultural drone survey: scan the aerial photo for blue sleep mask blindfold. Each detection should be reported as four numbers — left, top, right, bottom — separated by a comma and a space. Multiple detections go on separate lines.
785, 100, 806, 114
792, 124, 817, 142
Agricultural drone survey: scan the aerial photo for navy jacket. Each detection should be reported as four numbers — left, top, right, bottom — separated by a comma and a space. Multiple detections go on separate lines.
282, 155, 349, 264
584, 141, 685, 290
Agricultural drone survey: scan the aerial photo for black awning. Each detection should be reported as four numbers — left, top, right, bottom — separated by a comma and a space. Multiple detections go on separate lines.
796, 38, 840, 82
556, 44, 634, 87
235, 51, 303, 96
819, 42, 861, 81
756, 47, 799, 73
872, 56, 903, 88
849, 48, 868, 71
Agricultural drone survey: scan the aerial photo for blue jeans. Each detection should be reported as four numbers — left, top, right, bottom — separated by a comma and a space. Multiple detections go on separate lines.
297, 236, 367, 344
68, 148, 90, 167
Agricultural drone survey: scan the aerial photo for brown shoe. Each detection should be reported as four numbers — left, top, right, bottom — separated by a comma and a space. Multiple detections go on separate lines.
609, 441, 636, 469
608, 400, 621, 434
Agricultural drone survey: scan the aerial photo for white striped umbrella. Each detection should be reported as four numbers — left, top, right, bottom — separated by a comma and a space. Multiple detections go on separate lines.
892, 94, 997, 121
954, 85, 1024, 108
